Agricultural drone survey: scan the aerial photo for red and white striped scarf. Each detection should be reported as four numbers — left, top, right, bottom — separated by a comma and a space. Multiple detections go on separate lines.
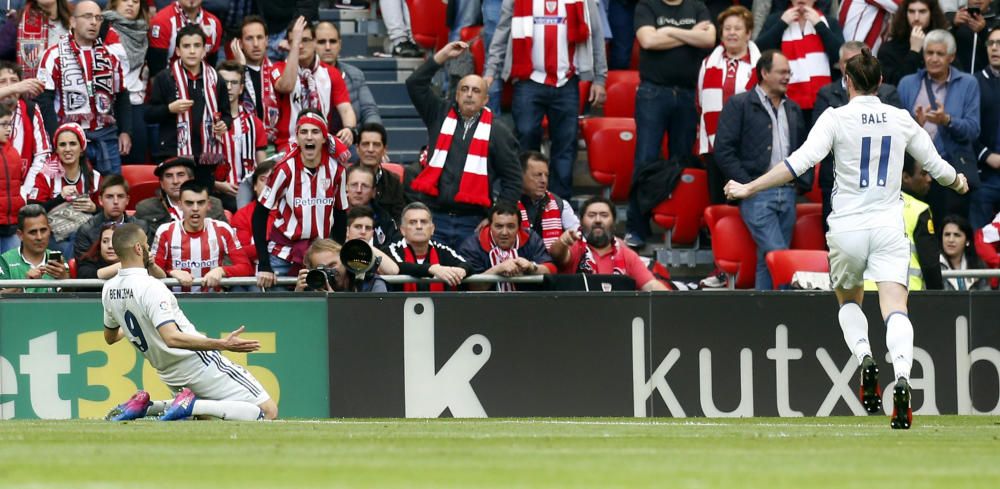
220, 109, 258, 186
781, 14, 832, 110
245, 59, 278, 143
171, 59, 222, 164
17, 6, 49, 80
510, 0, 590, 83
518, 192, 562, 250
481, 226, 527, 292
697, 42, 760, 154
402, 244, 445, 292
13, 100, 51, 179
411, 107, 493, 207
298, 57, 323, 114
982, 213, 1000, 244
838, 0, 896, 54
57, 34, 120, 128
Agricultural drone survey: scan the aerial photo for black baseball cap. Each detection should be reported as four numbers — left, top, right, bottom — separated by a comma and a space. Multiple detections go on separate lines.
154, 157, 197, 178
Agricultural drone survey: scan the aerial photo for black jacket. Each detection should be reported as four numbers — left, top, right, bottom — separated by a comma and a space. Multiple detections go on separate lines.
877, 39, 925, 87
405, 58, 522, 216
714, 89, 812, 189
376, 167, 407, 221
975, 67, 1000, 181
74, 213, 147, 259
145, 67, 232, 164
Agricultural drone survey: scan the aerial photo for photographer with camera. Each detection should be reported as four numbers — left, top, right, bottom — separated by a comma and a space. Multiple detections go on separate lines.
346, 206, 399, 276
294, 239, 389, 292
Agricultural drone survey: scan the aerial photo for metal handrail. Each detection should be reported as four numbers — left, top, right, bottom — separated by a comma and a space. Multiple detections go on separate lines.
0, 274, 545, 289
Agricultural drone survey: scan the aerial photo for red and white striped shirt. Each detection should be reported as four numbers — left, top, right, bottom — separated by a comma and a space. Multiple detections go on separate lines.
27, 169, 101, 204
839, 0, 898, 55
37, 40, 125, 131
152, 218, 253, 292
12, 99, 52, 199
270, 58, 351, 150
257, 153, 348, 261
219, 109, 266, 186
148, 3, 223, 60
529, 0, 579, 87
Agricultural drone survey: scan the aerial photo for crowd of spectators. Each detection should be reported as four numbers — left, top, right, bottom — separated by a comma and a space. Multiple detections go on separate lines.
1, 0, 1000, 293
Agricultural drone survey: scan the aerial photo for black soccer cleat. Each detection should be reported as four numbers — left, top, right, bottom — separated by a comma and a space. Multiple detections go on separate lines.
858, 355, 882, 414
890, 378, 913, 430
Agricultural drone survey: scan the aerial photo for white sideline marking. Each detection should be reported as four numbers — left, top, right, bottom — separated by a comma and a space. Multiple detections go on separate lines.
271, 419, 933, 429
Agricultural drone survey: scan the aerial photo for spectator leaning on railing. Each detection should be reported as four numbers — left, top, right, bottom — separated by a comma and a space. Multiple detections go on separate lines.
457, 201, 554, 292
0, 204, 69, 293
386, 202, 473, 292
549, 196, 668, 291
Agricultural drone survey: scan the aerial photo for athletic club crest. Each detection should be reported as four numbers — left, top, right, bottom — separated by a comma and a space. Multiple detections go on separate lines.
545, 0, 557, 13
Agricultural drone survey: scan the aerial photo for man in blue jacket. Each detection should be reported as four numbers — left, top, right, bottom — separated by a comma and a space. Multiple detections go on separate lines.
714, 50, 812, 289
898, 29, 981, 229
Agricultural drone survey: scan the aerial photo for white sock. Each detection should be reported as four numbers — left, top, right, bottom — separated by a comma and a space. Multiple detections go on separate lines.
191, 400, 264, 421
145, 400, 170, 417
839, 302, 871, 364
885, 312, 914, 380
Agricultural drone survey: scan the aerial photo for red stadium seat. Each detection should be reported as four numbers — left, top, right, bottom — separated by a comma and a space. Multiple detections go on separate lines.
796, 202, 822, 216
603, 70, 639, 118
651, 168, 709, 246
382, 162, 405, 181
580, 117, 636, 202
805, 165, 822, 203
765, 249, 829, 290
68, 258, 77, 279
127, 181, 161, 211
703, 204, 740, 231
407, 0, 449, 50
122, 164, 157, 187
710, 214, 757, 289
791, 212, 826, 250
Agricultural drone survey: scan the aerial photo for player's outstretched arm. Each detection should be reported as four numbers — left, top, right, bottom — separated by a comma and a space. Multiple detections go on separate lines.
723, 163, 796, 201
159, 323, 261, 352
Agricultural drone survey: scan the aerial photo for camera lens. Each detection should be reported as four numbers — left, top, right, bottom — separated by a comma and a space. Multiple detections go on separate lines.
305, 269, 329, 290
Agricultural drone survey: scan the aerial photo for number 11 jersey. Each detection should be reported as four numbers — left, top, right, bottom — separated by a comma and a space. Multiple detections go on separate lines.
784, 95, 958, 234
102, 268, 205, 386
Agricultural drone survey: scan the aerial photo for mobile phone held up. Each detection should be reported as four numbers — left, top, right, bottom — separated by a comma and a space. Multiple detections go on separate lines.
49, 250, 63, 263
968, 7, 982, 16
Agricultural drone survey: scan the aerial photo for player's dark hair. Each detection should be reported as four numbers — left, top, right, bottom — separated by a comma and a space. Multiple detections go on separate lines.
755, 49, 784, 82
179, 180, 210, 198
488, 201, 520, 223
581, 196, 616, 222
100, 174, 130, 195
519, 150, 548, 172
347, 205, 375, 226
16, 204, 46, 230
359, 122, 387, 146
176, 23, 207, 48
111, 223, 146, 258
845, 47, 881, 95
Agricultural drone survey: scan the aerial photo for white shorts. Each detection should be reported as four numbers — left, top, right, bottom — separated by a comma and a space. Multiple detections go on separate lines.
827, 227, 910, 290
168, 351, 271, 406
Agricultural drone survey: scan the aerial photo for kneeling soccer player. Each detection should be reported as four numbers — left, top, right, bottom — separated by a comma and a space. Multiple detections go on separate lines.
102, 223, 278, 421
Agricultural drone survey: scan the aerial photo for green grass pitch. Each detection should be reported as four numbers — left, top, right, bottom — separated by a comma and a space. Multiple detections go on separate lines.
1, 416, 999, 488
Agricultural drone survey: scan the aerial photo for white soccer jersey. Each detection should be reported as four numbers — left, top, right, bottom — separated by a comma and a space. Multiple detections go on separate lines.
785, 95, 958, 233
102, 268, 206, 385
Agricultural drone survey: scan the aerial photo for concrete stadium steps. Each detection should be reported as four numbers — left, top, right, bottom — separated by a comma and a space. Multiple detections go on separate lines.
318, 8, 387, 57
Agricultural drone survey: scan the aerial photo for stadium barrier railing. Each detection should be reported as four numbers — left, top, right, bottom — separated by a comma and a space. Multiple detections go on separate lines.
0, 274, 546, 289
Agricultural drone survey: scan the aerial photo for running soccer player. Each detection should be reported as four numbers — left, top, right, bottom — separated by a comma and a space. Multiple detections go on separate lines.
724, 49, 969, 429
102, 223, 278, 421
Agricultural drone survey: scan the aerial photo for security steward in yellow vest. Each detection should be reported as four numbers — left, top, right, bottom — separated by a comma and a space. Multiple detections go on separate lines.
864, 156, 944, 290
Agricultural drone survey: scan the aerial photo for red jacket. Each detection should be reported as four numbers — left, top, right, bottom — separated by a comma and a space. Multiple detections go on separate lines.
0, 141, 25, 226
231, 202, 275, 266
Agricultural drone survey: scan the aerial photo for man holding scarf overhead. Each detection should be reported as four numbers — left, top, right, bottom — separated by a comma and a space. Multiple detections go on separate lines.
146, 24, 231, 195
406, 41, 522, 250
36, 0, 131, 178
253, 109, 352, 289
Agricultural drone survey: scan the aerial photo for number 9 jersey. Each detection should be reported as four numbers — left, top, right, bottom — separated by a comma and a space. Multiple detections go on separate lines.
102, 268, 206, 386
784, 95, 959, 234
